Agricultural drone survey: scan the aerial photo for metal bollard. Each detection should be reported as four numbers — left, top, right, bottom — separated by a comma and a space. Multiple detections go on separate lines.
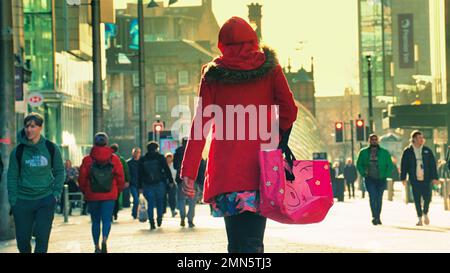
64, 184, 69, 223
387, 178, 394, 201
444, 179, 450, 211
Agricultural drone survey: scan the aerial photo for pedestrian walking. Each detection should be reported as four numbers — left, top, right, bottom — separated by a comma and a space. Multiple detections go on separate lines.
165, 153, 178, 218
78, 133, 125, 253
60, 159, 80, 215
356, 134, 394, 226
174, 138, 198, 228
127, 147, 141, 219
180, 17, 298, 253
139, 141, 175, 230
400, 130, 439, 226
343, 158, 357, 199
7, 113, 65, 253
111, 144, 130, 221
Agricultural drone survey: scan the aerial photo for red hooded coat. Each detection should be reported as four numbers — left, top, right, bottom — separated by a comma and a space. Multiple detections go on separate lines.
180, 17, 298, 203
78, 146, 125, 201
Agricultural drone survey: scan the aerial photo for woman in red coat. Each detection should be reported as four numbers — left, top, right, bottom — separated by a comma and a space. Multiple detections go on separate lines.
180, 17, 298, 253
78, 133, 125, 253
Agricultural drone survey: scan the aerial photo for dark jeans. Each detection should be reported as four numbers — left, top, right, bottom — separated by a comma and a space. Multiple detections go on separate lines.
346, 180, 355, 198
365, 177, 386, 220
122, 188, 131, 208
163, 184, 177, 214
177, 184, 196, 222
12, 194, 56, 253
143, 182, 166, 222
130, 185, 139, 219
224, 212, 267, 253
88, 200, 115, 246
411, 180, 432, 217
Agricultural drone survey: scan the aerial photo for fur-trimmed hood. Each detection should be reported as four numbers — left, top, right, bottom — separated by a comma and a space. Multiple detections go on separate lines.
203, 46, 279, 84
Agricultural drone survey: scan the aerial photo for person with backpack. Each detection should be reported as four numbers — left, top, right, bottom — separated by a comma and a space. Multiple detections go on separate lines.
110, 144, 130, 221
78, 133, 125, 253
7, 113, 65, 253
138, 141, 175, 230
180, 17, 298, 253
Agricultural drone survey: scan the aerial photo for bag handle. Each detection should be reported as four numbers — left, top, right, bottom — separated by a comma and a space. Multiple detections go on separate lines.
278, 126, 296, 181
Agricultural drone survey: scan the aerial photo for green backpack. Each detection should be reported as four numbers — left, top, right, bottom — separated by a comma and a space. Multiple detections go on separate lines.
89, 157, 114, 193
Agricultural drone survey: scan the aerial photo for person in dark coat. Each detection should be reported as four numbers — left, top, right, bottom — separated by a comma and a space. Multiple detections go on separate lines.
180, 17, 298, 253
400, 130, 439, 226
127, 147, 141, 219
139, 141, 175, 230
343, 158, 358, 199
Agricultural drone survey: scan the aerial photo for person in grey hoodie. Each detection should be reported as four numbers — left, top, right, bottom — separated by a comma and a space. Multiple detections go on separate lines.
7, 113, 65, 253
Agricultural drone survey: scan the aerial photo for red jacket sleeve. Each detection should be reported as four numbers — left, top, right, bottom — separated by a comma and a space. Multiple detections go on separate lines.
180, 73, 214, 180
78, 156, 91, 194
113, 155, 125, 193
273, 65, 298, 132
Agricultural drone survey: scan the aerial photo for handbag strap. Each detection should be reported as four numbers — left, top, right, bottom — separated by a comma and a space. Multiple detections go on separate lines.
278, 126, 296, 181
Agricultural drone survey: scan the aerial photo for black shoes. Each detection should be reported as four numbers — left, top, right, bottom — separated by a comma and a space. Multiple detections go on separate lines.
150, 220, 156, 230
372, 218, 382, 226
101, 242, 107, 253
180, 219, 185, 227
157, 218, 162, 227
188, 221, 195, 228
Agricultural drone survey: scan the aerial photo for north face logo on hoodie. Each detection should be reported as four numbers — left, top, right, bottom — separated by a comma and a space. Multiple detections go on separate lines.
25, 155, 49, 168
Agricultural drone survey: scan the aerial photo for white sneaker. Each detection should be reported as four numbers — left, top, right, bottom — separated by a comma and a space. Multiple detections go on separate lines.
424, 214, 430, 225
416, 217, 423, 226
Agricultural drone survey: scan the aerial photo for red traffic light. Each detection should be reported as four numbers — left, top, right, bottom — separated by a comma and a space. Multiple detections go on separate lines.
153, 122, 164, 132
356, 119, 364, 127
335, 122, 343, 130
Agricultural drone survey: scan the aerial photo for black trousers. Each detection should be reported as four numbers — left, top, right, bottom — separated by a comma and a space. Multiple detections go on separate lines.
224, 212, 267, 253
346, 181, 355, 198
411, 180, 432, 217
12, 194, 56, 253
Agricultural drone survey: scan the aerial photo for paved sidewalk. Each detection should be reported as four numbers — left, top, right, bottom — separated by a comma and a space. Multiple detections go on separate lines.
1, 195, 450, 253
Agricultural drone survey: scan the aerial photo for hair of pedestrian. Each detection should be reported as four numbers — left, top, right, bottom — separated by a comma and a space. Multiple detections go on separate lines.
165, 152, 174, 159
132, 147, 141, 154
182, 137, 188, 146
368, 134, 378, 141
24, 112, 44, 127
94, 132, 109, 147
111, 143, 119, 153
147, 141, 159, 153
410, 130, 423, 143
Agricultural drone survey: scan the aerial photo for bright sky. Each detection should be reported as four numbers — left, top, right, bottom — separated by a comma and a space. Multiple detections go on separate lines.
114, 0, 360, 97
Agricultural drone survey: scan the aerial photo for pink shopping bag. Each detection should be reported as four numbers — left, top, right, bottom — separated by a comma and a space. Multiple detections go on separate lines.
259, 148, 334, 224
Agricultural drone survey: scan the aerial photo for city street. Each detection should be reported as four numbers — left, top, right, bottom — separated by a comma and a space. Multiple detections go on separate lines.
1, 188, 450, 253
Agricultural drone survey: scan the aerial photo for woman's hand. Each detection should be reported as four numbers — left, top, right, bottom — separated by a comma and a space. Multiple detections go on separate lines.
182, 176, 196, 199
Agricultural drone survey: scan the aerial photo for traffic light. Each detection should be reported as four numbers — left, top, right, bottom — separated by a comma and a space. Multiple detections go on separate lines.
356, 119, 365, 141
335, 122, 344, 143
153, 122, 164, 133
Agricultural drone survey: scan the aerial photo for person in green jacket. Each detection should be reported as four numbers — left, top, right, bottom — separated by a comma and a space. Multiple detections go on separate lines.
111, 143, 130, 221
356, 134, 393, 226
7, 113, 65, 253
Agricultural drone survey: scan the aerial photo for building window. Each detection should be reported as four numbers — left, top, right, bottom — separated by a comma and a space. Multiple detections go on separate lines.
155, 72, 167, 85
133, 94, 139, 114
179, 95, 190, 106
156, 95, 167, 112
178, 71, 189, 86
132, 73, 139, 87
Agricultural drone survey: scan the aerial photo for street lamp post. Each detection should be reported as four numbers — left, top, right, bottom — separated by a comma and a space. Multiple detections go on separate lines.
92, 0, 103, 135
138, 0, 147, 150
366, 55, 374, 134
